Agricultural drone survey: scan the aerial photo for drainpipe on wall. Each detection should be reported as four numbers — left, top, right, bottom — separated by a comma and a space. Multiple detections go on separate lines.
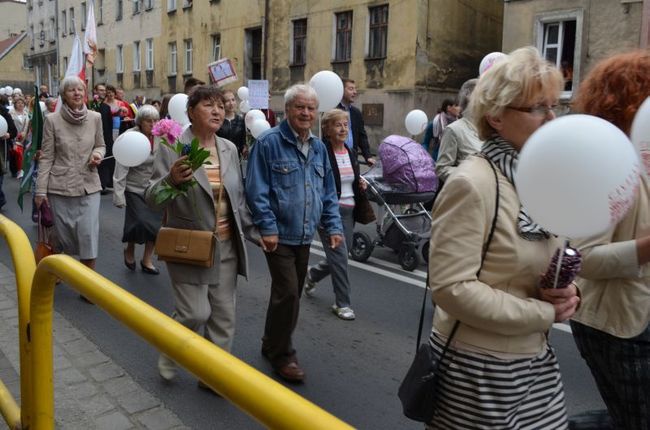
262, 0, 269, 80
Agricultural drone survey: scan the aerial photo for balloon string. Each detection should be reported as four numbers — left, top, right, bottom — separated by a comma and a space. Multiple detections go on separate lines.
552, 239, 569, 289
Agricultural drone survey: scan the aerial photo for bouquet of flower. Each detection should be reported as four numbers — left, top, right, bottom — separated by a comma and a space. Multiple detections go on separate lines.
152, 119, 212, 205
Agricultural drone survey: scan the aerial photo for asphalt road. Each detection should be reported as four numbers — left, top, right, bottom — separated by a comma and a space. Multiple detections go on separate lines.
0, 177, 605, 429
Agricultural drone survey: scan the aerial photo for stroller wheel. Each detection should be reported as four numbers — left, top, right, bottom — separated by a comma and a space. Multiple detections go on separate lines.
350, 232, 373, 262
398, 245, 418, 272
421, 241, 430, 264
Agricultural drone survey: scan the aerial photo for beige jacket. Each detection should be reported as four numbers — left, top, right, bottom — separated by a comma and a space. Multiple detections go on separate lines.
144, 128, 258, 284
435, 116, 483, 183
573, 176, 650, 338
429, 156, 557, 355
36, 110, 105, 196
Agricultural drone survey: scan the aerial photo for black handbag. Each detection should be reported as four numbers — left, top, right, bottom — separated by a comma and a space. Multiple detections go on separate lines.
398, 156, 500, 423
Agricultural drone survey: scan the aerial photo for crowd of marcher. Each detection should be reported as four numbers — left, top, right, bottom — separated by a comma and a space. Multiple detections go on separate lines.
0, 45, 648, 429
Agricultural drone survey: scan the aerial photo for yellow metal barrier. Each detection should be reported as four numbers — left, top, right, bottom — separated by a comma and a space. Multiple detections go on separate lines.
0, 215, 36, 430
30, 254, 355, 430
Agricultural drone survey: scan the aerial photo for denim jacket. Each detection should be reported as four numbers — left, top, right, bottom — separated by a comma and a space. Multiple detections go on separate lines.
245, 120, 343, 245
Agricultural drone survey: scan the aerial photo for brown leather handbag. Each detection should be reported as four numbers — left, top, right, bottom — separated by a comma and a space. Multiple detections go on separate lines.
354, 193, 376, 225
155, 227, 215, 268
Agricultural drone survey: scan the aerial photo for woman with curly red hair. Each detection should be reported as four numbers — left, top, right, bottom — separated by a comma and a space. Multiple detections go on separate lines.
571, 50, 650, 430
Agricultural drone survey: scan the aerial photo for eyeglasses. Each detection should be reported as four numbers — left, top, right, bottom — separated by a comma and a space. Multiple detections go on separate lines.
507, 104, 560, 116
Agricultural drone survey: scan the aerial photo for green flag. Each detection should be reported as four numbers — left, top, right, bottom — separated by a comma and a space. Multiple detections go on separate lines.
17, 86, 44, 211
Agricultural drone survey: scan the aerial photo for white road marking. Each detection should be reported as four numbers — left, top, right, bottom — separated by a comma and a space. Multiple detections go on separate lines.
309, 242, 573, 334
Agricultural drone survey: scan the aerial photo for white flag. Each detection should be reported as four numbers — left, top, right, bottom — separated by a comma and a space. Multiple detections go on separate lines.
83, 0, 97, 65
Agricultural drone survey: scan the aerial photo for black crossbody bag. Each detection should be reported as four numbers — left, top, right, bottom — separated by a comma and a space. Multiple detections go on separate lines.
398, 156, 500, 423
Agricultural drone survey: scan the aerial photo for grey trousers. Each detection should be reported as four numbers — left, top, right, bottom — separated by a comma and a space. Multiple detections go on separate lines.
170, 239, 239, 352
308, 205, 354, 308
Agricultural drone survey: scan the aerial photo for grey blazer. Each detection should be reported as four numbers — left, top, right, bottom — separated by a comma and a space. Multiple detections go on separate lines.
144, 128, 258, 284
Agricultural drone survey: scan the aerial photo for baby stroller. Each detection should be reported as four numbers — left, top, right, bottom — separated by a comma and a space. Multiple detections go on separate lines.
350, 135, 437, 271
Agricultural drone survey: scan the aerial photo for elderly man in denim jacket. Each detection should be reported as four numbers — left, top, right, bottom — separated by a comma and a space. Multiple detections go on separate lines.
246, 84, 343, 383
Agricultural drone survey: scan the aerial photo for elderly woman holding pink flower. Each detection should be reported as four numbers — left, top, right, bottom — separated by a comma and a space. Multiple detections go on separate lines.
144, 85, 258, 391
112, 105, 163, 274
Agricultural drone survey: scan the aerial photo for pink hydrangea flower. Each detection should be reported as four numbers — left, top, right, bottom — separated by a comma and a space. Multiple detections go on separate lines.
152, 119, 183, 144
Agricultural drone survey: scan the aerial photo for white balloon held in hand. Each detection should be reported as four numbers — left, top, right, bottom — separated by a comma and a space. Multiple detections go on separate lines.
404, 109, 428, 135
309, 71, 343, 112
168, 93, 190, 126
113, 131, 151, 167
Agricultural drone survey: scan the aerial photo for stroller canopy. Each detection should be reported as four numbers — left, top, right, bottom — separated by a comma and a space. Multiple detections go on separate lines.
378, 135, 438, 193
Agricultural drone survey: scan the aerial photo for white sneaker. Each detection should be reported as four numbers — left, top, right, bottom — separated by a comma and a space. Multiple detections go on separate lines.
16, 170, 23, 180
304, 274, 316, 297
332, 305, 356, 320
158, 354, 177, 381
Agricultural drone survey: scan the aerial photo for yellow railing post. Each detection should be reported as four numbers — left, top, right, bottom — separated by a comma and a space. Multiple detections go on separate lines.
0, 215, 36, 429
30, 255, 355, 430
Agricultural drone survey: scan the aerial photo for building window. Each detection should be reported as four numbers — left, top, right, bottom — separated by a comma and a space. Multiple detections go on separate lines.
134, 0, 141, 14
30, 25, 34, 49
535, 10, 583, 96
116, 0, 123, 21
81, 3, 86, 30
69, 7, 74, 34
63, 56, 68, 74
211, 34, 221, 62
335, 11, 353, 62
61, 10, 67, 36
292, 19, 307, 66
183, 0, 192, 8
145, 38, 154, 70
184, 39, 193, 73
168, 0, 176, 12
98, 0, 103, 24
133, 41, 141, 71
367, 5, 388, 59
39, 22, 45, 47
168, 42, 177, 75
145, 0, 153, 10
116, 44, 124, 73
49, 17, 56, 42
541, 20, 577, 91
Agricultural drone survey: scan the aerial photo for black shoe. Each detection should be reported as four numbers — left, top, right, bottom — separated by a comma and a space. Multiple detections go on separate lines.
140, 261, 160, 275
124, 258, 136, 271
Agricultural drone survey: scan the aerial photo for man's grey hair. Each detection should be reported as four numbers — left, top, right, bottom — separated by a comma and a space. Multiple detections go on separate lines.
135, 104, 160, 126
458, 78, 478, 112
44, 97, 57, 108
61, 75, 85, 94
284, 84, 319, 108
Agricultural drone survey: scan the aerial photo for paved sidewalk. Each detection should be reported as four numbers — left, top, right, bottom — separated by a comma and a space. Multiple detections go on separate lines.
0, 262, 189, 430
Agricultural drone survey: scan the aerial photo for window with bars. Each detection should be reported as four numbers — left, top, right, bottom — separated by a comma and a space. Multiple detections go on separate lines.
184, 39, 192, 73
368, 5, 388, 59
292, 19, 307, 65
335, 11, 353, 62
146, 39, 154, 70
168, 42, 177, 75
116, 44, 124, 73
133, 41, 141, 71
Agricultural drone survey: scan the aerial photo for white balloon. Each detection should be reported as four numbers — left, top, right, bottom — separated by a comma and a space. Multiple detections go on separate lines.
309, 71, 344, 112
237, 86, 249, 101
239, 100, 250, 113
250, 119, 271, 138
245, 109, 266, 129
4, 86, 12, 94
113, 131, 151, 167
631, 97, 650, 178
516, 114, 640, 238
168, 93, 189, 126
0, 116, 7, 136
13, 88, 22, 95
39, 101, 46, 112
404, 109, 428, 135
0, 88, 5, 96
479, 52, 507, 76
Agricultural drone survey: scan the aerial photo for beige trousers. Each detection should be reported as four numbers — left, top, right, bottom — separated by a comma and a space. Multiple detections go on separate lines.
170, 239, 239, 352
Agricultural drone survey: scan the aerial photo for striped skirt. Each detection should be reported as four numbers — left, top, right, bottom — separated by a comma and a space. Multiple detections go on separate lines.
426, 333, 569, 430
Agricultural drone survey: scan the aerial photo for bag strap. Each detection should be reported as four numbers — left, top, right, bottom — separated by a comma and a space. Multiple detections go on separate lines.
415, 155, 501, 352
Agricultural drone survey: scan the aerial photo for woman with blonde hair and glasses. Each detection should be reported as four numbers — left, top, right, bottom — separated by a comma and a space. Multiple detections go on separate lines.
425, 47, 579, 429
